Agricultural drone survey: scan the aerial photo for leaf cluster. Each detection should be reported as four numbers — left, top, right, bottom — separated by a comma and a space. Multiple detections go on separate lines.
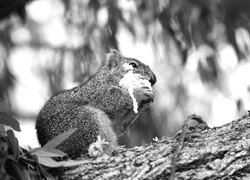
0, 98, 80, 180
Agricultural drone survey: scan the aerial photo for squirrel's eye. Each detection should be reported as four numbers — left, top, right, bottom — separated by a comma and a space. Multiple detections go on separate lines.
129, 62, 138, 68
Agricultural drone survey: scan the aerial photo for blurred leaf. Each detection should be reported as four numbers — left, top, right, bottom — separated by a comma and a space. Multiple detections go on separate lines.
37, 156, 86, 168
0, 99, 11, 136
0, 124, 5, 137
6, 130, 19, 160
21, 169, 31, 180
31, 148, 66, 158
43, 128, 77, 149
61, 159, 88, 167
0, 112, 20, 132
5, 159, 26, 180
0, 98, 9, 112
198, 55, 218, 84
0, 167, 10, 180
36, 157, 63, 168
0, 0, 32, 20
16, 6, 26, 22
88, 0, 100, 12
37, 164, 54, 180
0, 141, 8, 159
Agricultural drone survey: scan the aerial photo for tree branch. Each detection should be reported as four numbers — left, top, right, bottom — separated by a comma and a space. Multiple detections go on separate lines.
61, 113, 250, 179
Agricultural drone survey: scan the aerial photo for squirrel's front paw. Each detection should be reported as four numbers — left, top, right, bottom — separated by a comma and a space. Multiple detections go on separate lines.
134, 87, 154, 108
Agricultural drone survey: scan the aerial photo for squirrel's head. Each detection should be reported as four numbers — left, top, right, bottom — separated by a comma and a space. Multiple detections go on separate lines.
104, 49, 156, 86
104, 49, 156, 134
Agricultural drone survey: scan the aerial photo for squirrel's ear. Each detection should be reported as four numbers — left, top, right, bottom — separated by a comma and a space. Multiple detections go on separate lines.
105, 49, 123, 70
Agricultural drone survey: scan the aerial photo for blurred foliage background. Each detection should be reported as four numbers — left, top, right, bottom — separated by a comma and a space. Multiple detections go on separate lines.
1, 0, 250, 148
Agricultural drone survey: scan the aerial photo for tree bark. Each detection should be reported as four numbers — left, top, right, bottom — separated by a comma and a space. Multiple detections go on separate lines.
62, 114, 250, 180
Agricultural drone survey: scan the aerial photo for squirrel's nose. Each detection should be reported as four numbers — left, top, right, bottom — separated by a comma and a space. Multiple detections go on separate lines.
149, 73, 156, 86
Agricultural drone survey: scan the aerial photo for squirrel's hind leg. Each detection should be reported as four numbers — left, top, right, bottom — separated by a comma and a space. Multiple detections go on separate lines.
59, 105, 118, 158
84, 106, 118, 154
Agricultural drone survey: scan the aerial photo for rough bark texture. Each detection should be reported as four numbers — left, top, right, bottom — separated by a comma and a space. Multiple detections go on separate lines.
62, 114, 250, 180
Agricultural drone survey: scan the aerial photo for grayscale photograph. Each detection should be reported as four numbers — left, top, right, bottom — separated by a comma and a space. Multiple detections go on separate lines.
0, 0, 250, 179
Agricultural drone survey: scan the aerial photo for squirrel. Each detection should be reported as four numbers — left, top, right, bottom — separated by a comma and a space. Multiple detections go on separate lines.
35, 50, 156, 159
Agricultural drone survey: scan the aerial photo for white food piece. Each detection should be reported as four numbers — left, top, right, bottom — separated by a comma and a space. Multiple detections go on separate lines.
128, 86, 138, 113
88, 135, 108, 157
119, 63, 152, 113
119, 69, 139, 113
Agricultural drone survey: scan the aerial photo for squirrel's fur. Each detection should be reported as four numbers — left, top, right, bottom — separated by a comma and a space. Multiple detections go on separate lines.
36, 50, 156, 159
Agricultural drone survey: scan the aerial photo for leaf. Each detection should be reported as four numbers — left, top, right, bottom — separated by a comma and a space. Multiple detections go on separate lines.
40, 159, 88, 168
0, 112, 21, 132
6, 130, 19, 160
36, 155, 87, 168
43, 128, 77, 149
31, 148, 66, 158
61, 159, 88, 167
36, 157, 63, 168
